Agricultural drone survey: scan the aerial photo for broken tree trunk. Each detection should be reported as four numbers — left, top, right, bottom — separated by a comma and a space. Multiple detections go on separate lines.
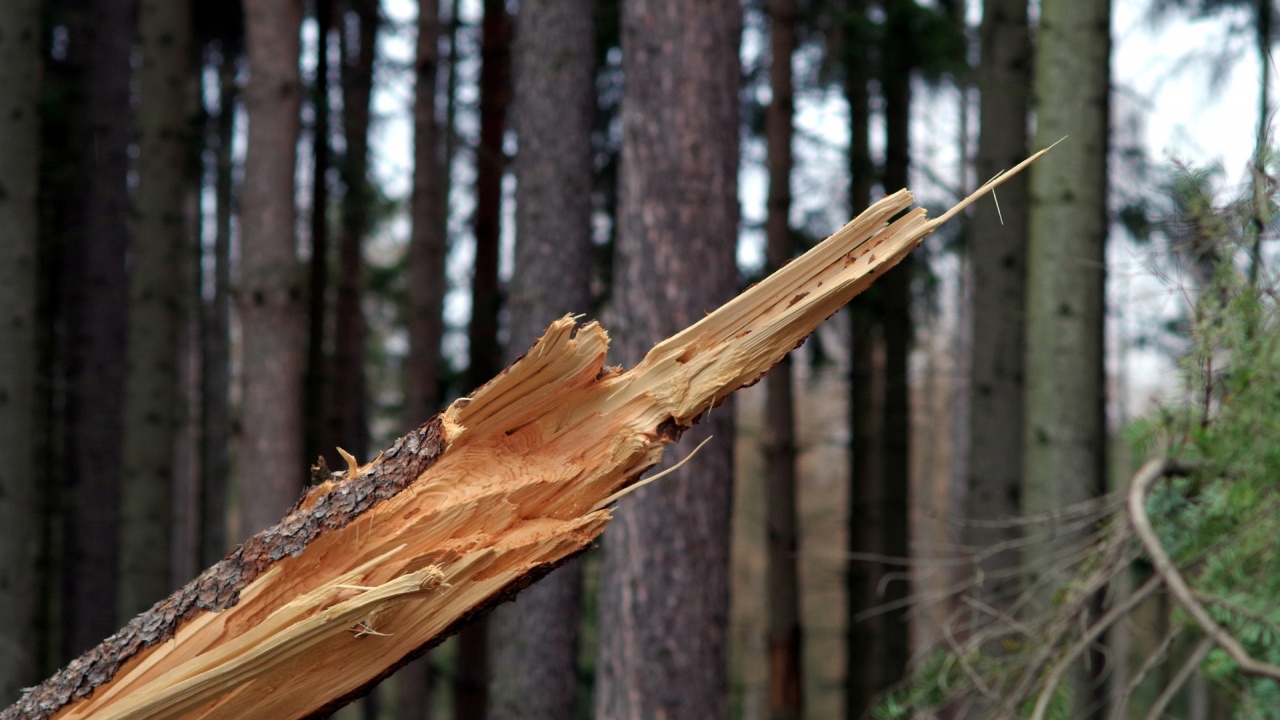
6, 151, 1047, 720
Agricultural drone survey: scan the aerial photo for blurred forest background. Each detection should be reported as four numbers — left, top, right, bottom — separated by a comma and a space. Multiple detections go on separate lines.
2, 0, 1280, 717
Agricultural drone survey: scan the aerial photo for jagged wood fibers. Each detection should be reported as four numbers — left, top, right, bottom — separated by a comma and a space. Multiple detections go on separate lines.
5, 147, 1047, 720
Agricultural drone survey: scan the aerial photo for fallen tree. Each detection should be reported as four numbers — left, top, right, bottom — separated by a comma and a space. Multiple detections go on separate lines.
6, 149, 1048, 720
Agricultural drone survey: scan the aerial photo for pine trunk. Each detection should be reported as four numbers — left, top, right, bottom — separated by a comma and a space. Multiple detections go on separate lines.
964, 0, 1030, 621
305, 0, 335, 470
238, 0, 307, 536
592, 1, 742, 717
764, 0, 803, 717
1025, 0, 1111, 712
486, 0, 597, 718
4, 162, 1044, 720
0, 0, 43, 700
120, 0, 194, 619
59, 0, 135, 660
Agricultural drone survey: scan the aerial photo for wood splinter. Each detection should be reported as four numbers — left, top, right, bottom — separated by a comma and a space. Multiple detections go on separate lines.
4, 146, 1052, 720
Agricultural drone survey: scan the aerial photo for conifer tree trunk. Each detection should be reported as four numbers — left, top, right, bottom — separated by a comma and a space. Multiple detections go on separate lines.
1024, 0, 1110, 711
965, 0, 1030, 621
876, 0, 914, 694
238, 0, 307, 537
593, 1, 742, 717
841, 5, 882, 716
456, 1, 512, 714
764, 0, 803, 717
59, 0, 134, 660
487, 1, 597, 718
120, 0, 195, 620
305, 0, 335, 470
200, 46, 239, 569
0, 0, 43, 700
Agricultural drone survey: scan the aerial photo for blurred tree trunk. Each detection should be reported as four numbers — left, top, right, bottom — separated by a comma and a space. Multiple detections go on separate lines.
200, 42, 239, 568
0, 0, 43, 700
456, 0, 512, 715
875, 0, 913, 696
405, 0, 447, 428
399, 0, 454, 712
487, 0, 597, 718
58, 0, 134, 660
764, 0, 803, 717
119, 0, 194, 620
964, 0, 1030, 622
1024, 0, 1110, 711
305, 0, 335, 470
592, 0, 741, 717
238, 0, 306, 536
329, 0, 377, 466
841, 5, 884, 717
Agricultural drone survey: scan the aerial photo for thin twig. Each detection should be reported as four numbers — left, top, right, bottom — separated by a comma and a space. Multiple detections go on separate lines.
1143, 636, 1213, 720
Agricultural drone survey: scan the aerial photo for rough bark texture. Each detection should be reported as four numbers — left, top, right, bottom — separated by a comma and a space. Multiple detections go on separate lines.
238, 0, 307, 536
764, 0, 804, 717
0, 0, 42, 701
1024, 0, 1110, 712
486, 0, 597, 717
4, 164, 1039, 720
120, 0, 195, 620
200, 54, 238, 569
60, 0, 135, 660
964, 0, 1030, 619
593, 0, 742, 717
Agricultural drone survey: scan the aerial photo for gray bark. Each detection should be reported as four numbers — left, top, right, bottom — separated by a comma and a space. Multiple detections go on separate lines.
487, 0, 597, 717
964, 0, 1031, 620
1024, 0, 1111, 710
0, 0, 42, 700
238, 0, 306, 536
120, 0, 195, 619
593, 0, 741, 717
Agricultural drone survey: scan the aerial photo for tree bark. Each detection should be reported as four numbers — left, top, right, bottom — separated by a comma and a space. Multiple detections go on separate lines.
486, 0, 597, 718
964, 0, 1030, 622
120, 0, 195, 620
1024, 0, 1110, 712
0, 0, 43, 700
59, 0, 135, 660
764, 0, 803, 717
238, 0, 307, 537
593, 1, 742, 717
3, 163, 1044, 720
304, 0, 335, 471
200, 48, 239, 569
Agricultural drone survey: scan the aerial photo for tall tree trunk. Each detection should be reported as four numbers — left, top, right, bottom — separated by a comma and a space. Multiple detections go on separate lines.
238, 0, 306, 537
305, 0, 335, 470
487, 1, 597, 718
200, 50, 238, 568
0, 0, 43, 700
59, 0, 134, 660
593, 0, 741, 717
964, 0, 1030, 625
876, 0, 914, 695
399, 0, 453, 712
330, 0, 377, 465
1024, 0, 1110, 712
119, 0, 194, 620
456, 1, 512, 715
764, 0, 803, 717
405, 0, 447, 428
841, 5, 882, 717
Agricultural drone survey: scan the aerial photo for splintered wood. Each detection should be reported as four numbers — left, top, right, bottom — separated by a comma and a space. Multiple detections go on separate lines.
7, 147, 1048, 720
